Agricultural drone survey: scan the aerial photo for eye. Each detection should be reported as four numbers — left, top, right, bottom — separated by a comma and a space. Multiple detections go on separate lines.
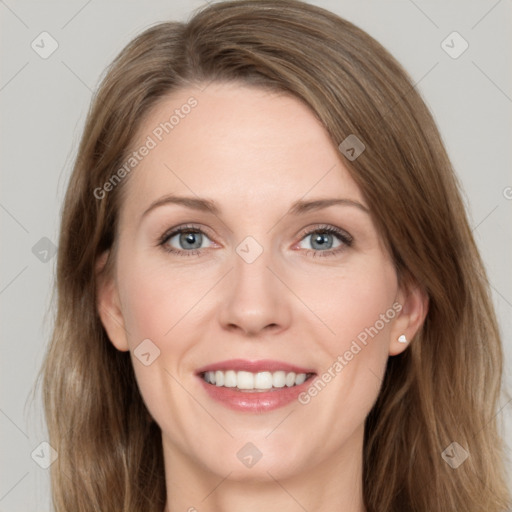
157, 224, 215, 256
157, 223, 353, 258
295, 224, 353, 258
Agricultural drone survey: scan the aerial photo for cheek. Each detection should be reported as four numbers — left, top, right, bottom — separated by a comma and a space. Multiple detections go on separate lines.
298, 260, 398, 428
315, 260, 398, 356
119, 244, 398, 364
118, 256, 198, 346
115, 259, 201, 439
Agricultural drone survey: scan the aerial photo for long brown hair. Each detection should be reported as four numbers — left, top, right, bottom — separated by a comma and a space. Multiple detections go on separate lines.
37, 1, 511, 510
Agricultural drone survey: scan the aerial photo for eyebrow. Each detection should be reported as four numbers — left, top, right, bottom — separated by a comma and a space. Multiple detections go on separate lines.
140, 193, 370, 221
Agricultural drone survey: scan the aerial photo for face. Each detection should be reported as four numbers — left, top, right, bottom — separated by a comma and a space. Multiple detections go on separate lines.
97, 81, 424, 484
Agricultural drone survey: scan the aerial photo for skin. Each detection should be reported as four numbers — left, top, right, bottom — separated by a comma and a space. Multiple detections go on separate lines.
96, 81, 428, 512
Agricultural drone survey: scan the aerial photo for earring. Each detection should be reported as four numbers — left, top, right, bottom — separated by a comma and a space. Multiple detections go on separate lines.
398, 334, 407, 344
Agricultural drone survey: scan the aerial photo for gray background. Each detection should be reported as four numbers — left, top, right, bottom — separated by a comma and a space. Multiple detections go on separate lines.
1, 0, 511, 510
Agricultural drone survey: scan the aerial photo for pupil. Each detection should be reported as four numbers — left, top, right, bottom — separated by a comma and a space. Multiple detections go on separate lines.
312, 233, 332, 250
181, 232, 201, 249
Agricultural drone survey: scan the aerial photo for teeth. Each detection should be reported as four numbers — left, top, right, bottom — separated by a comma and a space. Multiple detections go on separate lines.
285, 372, 296, 387
214, 370, 224, 387
295, 373, 306, 385
254, 371, 273, 389
202, 370, 310, 390
224, 370, 237, 388
272, 370, 286, 388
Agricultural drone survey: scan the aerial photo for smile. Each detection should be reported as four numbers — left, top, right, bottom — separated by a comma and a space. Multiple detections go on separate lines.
196, 359, 317, 412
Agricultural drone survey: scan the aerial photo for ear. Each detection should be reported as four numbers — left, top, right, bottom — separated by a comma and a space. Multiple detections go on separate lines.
95, 250, 130, 352
388, 279, 429, 356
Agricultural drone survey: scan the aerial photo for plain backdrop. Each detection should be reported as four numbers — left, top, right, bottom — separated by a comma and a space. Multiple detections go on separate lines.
1, 0, 511, 510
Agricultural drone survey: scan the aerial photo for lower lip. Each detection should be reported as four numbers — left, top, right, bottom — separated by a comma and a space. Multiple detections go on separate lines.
197, 375, 316, 413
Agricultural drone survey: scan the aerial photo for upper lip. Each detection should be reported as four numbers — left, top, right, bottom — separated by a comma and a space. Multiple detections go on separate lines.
195, 359, 316, 375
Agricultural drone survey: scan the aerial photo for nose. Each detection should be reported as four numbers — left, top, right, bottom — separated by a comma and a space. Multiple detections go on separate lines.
217, 242, 292, 337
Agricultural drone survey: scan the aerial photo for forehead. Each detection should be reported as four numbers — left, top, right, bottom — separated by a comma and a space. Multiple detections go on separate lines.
119, 81, 365, 224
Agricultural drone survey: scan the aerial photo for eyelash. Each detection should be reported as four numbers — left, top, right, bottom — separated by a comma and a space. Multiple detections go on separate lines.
156, 223, 353, 258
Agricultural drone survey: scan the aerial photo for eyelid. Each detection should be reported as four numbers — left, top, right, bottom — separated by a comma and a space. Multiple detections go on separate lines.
296, 224, 353, 245
159, 223, 214, 240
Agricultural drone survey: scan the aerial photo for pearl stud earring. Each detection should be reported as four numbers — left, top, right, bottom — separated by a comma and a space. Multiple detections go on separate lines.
398, 334, 407, 343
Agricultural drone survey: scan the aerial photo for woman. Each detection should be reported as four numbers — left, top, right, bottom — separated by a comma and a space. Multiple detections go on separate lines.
39, 0, 511, 510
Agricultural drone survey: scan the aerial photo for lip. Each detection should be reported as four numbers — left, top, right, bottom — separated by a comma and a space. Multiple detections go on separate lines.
195, 359, 317, 413
195, 358, 315, 375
